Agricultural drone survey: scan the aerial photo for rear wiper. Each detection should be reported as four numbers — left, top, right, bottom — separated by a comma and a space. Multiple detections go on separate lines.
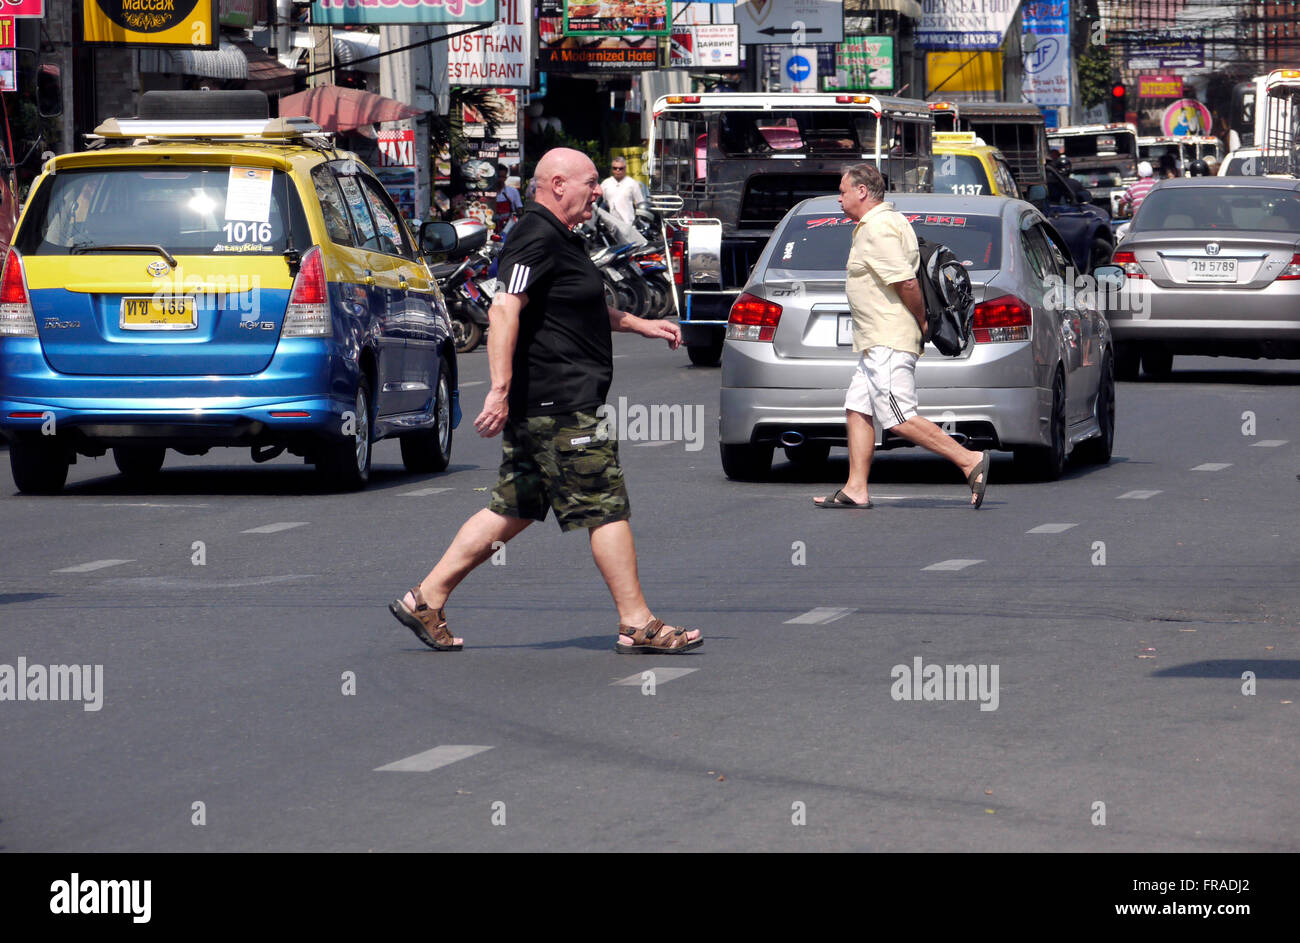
69, 243, 177, 269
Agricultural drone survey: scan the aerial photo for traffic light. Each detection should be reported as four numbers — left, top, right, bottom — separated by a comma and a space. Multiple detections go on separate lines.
1110, 81, 1127, 123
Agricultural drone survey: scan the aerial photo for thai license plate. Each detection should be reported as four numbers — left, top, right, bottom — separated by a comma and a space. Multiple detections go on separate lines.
837, 314, 853, 346
479, 278, 497, 299
1187, 258, 1237, 282
120, 295, 197, 330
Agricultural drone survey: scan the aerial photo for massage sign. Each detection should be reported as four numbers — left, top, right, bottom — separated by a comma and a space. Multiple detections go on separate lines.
80, 0, 219, 47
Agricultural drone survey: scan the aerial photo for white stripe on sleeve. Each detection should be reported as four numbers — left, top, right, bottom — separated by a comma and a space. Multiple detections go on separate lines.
507, 263, 531, 294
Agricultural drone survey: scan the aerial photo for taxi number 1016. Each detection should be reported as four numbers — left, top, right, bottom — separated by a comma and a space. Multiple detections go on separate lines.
222, 221, 273, 243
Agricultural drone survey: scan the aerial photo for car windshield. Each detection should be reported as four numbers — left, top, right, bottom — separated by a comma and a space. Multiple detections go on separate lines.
16, 166, 309, 256
770, 210, 1002, 272
1071, 169, 1124, 188
1049, 133, 1136, 158
718, 111, 879, 156
933, 154, 992, 195
1130, 187, 1300, 231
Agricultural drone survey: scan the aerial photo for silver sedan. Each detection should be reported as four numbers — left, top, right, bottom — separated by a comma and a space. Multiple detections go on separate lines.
719, 193, 1115, 481
1105, 176, 1300, 379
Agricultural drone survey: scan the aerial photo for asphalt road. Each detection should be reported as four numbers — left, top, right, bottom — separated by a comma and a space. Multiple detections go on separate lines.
1, 337, 1296, 852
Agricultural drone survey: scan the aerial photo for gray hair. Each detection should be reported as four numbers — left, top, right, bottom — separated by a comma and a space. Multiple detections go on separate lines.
842, 163, 885, 201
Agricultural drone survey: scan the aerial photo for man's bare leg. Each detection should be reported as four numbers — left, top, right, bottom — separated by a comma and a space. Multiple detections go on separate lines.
588, 520, 701, 645
889, 416, 985, 503
815, 408, 875, 505
403, 509, 533, 646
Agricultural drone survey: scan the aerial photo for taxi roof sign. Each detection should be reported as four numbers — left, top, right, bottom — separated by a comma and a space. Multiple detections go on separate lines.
934, 131, 978, 146
92, 117, 326, 141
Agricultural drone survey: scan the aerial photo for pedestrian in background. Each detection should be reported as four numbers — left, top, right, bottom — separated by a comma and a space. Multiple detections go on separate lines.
389, 147, 702, 654
600, 156, 645, 225
813, 163, 991, 511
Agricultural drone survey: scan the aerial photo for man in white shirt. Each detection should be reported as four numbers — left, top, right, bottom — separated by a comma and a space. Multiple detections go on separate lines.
600, 157, 645, 225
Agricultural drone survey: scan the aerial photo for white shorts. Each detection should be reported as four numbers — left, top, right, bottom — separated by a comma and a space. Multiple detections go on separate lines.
844, 347, 919, 430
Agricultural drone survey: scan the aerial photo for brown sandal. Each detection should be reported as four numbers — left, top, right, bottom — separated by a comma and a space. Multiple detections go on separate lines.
388, 587, 462, 651
616, 617, 703, 654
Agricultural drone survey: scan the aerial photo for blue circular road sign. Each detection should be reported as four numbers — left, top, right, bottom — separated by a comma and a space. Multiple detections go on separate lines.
786, 55, 811, 82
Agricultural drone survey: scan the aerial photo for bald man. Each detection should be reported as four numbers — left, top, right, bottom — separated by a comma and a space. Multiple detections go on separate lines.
389, 148, 703, 654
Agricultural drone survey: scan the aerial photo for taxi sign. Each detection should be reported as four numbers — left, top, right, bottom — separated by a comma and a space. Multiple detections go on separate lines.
934, 132, 978, 146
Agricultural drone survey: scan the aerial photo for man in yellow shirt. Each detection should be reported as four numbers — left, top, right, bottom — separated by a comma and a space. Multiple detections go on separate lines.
814, 163, 991, 510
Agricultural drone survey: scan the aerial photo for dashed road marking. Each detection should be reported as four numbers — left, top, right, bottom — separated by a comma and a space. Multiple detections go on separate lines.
631, 440, 675, 448
612, 667, 697, 685
785, 607, 856, 625
922, 559, 985, 571
1118, 490, 1161, 500
460, 380, 486, 387
54, 559, 133, 574
1191, 463, 1232, 472
374, 745, 494, 772
400, 486, 452, 497
1027, 523, 1078, 534
241, 522, 309, 534
1251, 439, 1287, 448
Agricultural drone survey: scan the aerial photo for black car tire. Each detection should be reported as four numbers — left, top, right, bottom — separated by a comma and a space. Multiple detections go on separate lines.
720, 442, 773, 481
317, 374, 373, 491
10, 439, 70, 495
687, 337, 724, 367
1115, 342, 1140, 381
783, 442, 831, 468
400, 359, 453, 474
1075, 354, 1115, 465
113, 445, 166, 480
1088, 237, 1112, 274
1015, 370, 1067, 481
1142, 347, 1173, 378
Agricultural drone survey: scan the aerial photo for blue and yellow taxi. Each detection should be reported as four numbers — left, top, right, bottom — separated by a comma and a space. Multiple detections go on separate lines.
0, 91, 464, 493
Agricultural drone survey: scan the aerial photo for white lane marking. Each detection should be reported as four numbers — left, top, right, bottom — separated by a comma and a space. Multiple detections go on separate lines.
1191, 463, 1232, 472
922, 559, 985, 571
241, 522, 309, 534
612, 354, 628, 359
375, 745, 494, 772
54, 559, 134, 574
785, 607, 856, 624
870, 494, 968, 501
612, 667, 697, 685
1250, 439, 1287, 448
1026, 523, 1078, 534
631, 440, 675, 448
459, 380, 486, 387
1118, 490, 1162, 499
81, 502, 210, 508
400, 486, 452, 496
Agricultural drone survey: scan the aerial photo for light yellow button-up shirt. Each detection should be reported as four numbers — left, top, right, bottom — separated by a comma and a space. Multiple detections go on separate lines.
846, 201, 922, 356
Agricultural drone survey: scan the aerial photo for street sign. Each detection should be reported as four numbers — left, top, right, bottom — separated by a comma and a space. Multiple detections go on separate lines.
736, 0, 843, 47
779, 45, 818, 92
918, 0, 1019, 51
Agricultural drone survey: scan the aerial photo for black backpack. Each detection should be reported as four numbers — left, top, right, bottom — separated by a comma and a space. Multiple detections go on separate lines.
915, 236, 974, 356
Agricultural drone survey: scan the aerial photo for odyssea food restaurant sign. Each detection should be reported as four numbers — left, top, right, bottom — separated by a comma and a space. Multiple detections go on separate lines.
81, 0, 218, 48
918, 0, 1020, 51
313, 0, 499, 25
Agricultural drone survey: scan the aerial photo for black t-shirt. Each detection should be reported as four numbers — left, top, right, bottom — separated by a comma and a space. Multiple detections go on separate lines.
496, 205, 612, 418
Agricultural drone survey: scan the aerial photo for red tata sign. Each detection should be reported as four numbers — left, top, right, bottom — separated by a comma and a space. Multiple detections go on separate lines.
3, 1, 44, 16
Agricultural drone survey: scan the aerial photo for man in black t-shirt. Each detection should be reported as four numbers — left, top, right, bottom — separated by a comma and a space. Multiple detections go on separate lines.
389, 148, 703, 655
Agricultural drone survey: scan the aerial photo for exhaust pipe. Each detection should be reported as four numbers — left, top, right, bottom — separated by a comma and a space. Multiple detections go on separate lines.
779, 431, 805, 448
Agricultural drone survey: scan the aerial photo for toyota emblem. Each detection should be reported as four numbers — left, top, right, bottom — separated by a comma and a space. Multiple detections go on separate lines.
1206, 242, 1220, 256
146, 260, 170, 277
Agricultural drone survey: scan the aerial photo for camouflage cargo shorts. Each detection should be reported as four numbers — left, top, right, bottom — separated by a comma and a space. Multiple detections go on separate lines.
489, 410, 630, 532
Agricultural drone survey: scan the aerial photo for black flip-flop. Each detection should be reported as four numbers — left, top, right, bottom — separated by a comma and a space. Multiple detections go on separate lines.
813, 488, 874, 510
967, 451, 991, 509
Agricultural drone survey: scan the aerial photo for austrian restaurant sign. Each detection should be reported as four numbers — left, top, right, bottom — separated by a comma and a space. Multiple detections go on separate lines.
312, 0, 499, 25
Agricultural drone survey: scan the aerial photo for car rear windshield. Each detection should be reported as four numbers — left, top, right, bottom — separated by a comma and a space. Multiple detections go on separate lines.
718, 111, 879, 157
1049, 133, 1136, 158
16, 166, 310, 257
771, 211, 1001, 272
933, 154, 991, 195
1131, 187, 1300, 231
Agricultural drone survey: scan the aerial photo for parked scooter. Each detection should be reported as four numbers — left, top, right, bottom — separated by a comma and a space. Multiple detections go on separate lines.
428, 219, 491, 353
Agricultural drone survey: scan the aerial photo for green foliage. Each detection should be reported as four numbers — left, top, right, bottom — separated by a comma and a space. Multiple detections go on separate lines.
1078, 43, 1113, 111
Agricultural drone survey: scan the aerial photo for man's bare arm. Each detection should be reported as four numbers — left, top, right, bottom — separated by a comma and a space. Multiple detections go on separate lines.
608, 304, 682, 349
474, 292, 525, 437
892, 277, 928, 336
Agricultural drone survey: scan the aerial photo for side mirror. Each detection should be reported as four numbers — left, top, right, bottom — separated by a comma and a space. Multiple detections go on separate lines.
419, 220, 458, 255
37, 64, 62, 118
1093, 265, 1124, 290
1075, 187, 1092, 204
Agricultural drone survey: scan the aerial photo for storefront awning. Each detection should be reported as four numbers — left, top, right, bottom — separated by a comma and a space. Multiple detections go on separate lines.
279, 85, 422, 133
139, 37, 248, 79
856, 0, 923, 17
231, 40, 298, 94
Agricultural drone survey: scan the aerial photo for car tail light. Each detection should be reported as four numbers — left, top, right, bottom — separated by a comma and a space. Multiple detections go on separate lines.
1111, 249, 1147, 279
972, 295, 1032, 343
668, 232, 685, 286
1277, 253, 1300, 280
727, 292, 783, 342
281, 246, 331, 337
0, 249, 37, 337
